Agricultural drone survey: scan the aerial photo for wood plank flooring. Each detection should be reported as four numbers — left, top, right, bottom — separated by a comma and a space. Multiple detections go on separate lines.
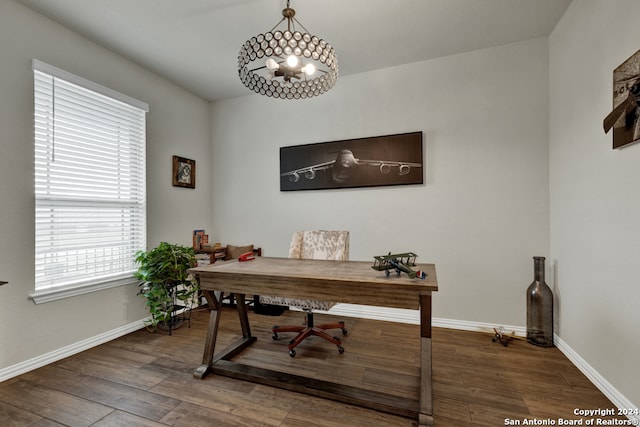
0, 307, 627, 426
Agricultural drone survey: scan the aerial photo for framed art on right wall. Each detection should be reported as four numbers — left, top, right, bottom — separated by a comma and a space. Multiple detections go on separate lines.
604, 49, 640, 149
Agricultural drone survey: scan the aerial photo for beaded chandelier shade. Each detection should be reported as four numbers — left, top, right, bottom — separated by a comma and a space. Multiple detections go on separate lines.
237, 0, 338, 100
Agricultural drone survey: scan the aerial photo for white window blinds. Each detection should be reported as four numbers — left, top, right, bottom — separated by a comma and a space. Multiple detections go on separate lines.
33, 59, 148, 292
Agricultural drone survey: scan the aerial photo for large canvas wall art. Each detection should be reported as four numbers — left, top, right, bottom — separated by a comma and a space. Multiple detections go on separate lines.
280, 132, 423, 191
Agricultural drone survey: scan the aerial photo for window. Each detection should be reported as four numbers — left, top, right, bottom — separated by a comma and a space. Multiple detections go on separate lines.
31, 59, 148, 303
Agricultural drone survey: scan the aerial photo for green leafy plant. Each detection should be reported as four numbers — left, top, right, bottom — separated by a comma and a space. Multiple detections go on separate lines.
135, 242, 199, 332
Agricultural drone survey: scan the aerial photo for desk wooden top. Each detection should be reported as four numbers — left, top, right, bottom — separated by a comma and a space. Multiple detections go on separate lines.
189, 257, 437, 310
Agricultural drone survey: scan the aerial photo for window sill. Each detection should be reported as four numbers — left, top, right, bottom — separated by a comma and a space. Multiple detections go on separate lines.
29, 277, 138, 304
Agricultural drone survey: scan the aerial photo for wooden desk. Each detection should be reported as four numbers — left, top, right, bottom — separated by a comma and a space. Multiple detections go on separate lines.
189, 257, 438, 427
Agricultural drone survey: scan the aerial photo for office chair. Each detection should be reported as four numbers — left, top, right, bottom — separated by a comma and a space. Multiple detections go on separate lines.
260, 230, 349, 357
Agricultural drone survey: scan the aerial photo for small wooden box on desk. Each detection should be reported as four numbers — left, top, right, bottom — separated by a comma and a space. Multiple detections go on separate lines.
196, 246, 226, 264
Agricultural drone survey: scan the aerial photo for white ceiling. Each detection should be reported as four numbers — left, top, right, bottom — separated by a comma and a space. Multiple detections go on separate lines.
17, 0, 572, 102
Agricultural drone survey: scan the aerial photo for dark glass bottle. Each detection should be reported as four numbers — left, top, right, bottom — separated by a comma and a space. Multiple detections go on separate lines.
526, 256, 554, 347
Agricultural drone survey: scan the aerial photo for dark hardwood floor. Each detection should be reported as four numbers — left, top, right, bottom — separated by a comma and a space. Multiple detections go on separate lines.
0, 307, 626, 426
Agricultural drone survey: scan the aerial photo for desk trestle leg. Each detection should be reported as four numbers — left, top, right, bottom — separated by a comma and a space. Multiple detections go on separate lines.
195, 292, 257, 379
194, 290, 224, 379
419, 293, 434, 427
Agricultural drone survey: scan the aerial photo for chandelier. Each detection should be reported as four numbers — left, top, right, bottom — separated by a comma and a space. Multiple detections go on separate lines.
237, 0, 338, 100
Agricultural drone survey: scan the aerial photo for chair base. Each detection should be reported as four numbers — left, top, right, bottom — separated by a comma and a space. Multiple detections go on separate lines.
272, 312, 347, 357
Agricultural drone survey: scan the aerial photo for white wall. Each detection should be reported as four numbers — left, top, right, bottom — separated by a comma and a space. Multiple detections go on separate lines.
210, 37, 550, 327
0, 0, 211, 371
550, 0, 640, 410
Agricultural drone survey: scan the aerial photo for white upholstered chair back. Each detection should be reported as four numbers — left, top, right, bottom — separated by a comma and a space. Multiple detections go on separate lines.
289, 230, 350, 261
259, 230, 350, 311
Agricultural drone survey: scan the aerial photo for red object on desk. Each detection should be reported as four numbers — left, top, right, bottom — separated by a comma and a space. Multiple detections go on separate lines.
238, 252, 255, 262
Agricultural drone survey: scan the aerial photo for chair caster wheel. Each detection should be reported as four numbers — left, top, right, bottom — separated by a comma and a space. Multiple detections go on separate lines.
337, 345, 344, 354
289, 349, 296, 358
272, 333, 279, 340
341, 328, 348, 335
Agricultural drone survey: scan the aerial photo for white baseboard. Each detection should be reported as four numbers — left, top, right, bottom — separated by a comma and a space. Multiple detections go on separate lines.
554, 335, 640, 425
1, 307, 637, 425
326, 303, 526, 335
0, 319, 146, 383
432, 316, 526, 336
325, 303, 420, 324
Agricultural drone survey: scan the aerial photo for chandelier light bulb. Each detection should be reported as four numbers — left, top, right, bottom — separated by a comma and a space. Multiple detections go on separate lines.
286, 55, 299, 67
266, 58, 279, 71
303, 63, 315, 76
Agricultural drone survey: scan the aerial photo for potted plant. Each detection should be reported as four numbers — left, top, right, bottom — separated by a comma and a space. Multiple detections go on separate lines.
135, 242, 199, 333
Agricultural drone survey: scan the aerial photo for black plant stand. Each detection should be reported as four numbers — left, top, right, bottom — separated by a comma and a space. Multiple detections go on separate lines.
158, 283, 193, 336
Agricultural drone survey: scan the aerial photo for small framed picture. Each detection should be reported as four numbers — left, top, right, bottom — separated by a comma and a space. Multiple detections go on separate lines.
172, 156, 196, 189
